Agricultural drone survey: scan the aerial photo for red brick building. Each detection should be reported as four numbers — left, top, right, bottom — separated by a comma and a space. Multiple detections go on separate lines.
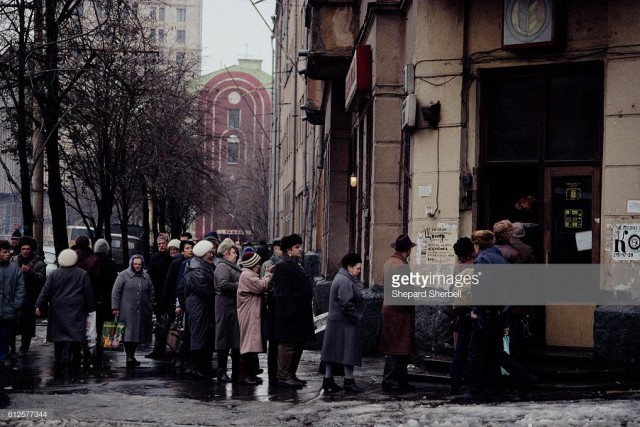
194, 59, 271, 242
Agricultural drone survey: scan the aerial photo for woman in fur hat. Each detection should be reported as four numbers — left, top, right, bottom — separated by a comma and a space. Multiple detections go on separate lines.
35, 249, 96, 365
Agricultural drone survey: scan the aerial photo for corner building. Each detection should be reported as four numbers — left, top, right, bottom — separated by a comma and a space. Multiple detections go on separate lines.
272, 0, 640, 363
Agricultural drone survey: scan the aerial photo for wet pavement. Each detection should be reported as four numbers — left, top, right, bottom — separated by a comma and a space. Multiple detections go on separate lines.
1, 324, 640, 425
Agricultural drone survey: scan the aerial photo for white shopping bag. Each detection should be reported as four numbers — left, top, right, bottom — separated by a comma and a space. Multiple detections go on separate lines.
86, 311, 97, 348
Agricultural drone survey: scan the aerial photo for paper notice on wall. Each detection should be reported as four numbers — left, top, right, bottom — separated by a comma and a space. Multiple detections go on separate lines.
416, 223, 458, 265
575, 230, 592, 252
627, 200, 640, 214
613, 223, 640, 261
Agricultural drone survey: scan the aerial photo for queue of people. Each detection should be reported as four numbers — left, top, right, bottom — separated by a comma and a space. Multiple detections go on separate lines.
0, 223, 538, 402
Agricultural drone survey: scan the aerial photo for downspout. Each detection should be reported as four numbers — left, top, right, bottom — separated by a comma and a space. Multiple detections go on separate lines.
291, 3, 298, 235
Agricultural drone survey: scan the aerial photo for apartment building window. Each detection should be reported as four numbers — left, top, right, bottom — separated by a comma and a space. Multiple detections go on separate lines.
227, 136, 240, 164
177, 30, 186, 44
177, 8, 186, 22
149, 28, 156, 42
158, 29, 164, 42
150, 7, 156, 20
228, 110, 240, 129
158, 7, 165, 21
176, 52, 185, 64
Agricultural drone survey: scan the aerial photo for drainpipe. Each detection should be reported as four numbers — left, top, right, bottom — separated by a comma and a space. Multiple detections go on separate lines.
291, 3, 298, 236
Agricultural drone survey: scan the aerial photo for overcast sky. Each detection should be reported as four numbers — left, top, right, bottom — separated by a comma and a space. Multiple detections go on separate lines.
200, 0, 275, 76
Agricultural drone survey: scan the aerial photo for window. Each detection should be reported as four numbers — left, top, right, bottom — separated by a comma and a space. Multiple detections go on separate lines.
176, 52, 185, 64
483, 63, 603, 163
158, 29, 164, 42
227, 136, 240, 163
149, 29, 156, 42
150, 7, 156, 20
158, 7, 165, 21
177, 8, 186, 22
228, 110, 240, 129
176, 30, 186, 44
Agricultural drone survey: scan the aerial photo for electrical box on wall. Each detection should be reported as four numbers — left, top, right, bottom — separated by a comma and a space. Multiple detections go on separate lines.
402, 94, 416, 130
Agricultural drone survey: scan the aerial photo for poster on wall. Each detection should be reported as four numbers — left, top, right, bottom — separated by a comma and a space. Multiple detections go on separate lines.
612, 223, 640, 261
416, 223, 458, 265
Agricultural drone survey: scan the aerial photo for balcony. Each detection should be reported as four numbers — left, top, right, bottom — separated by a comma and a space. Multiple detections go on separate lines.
304, 0, 358, 80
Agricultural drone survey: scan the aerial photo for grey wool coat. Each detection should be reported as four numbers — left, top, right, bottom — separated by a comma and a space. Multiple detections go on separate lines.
111, 262, 155, 343
184, 256, 215, 351
214, 258, 242, 350
35, 266, 95, 342
320, 268, 364, 367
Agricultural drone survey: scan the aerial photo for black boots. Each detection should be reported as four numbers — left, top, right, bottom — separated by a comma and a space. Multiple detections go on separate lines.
344, 378, 364, 393
124, 343, 140, 367
322, 377, 343, 393
238, 359, 260, 385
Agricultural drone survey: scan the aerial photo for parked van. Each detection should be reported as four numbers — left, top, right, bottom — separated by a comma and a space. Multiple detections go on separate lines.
67, 226, 143, 268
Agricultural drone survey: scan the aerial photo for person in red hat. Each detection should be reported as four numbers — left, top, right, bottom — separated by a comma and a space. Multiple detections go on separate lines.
380, 234, 417, 392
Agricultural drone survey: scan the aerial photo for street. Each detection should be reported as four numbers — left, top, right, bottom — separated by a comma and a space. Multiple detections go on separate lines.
1, 325, 640, 426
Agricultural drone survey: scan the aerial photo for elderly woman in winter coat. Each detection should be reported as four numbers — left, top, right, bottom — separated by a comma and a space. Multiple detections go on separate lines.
35, 249, 95, 365
237, 252, 273, 385
111, 255, 154, 367
214, 238, 242, 382
183, 240, 217, 378
320, 253, 365, 393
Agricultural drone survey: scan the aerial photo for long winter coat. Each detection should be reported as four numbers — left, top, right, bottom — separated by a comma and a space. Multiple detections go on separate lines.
237, 268, 271, 354
321, 268, 364, 366
184, 256, 215, 351
35, 266, 95, 342
272, 255, 315, 343
214, 259, 242, 350
379, 252, 415, 355
111, 260, 154, 343
0, 261, 25, 320
12, 254, 46, 337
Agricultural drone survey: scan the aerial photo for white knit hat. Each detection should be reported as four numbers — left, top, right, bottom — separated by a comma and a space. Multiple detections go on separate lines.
58, 249, 78, 267
94, 238, 110, 254
167, 239, 181, 250
193, 240, 214, 257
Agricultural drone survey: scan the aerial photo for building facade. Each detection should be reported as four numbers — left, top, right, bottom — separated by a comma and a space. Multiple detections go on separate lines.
194, 59, 272, 242
272, 0, 640, 360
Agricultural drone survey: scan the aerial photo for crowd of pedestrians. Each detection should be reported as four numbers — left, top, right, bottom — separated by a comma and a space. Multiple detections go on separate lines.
0, 221, 539, 405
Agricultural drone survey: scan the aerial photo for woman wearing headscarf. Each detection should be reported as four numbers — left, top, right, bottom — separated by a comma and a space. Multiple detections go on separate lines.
214, 238, 242, 382
237, 251, 273, 385
320, 253, 365, 393
35, 249, 95, 365
111, 255, 154, 367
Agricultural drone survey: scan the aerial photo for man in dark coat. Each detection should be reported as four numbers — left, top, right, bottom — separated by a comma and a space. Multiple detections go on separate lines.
11, 236, 46, 356
72, 235, 99, 275
145, 233, 173, 359
380, 234, 417, 392
272, 234, 314, 388
35, 249, 95, 365
91, 239, 119, 368
183, 240, 217, 378
0, 239, 25, 368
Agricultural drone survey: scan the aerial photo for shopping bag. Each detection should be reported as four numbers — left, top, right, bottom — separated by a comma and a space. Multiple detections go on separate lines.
501, 335, 510, 376
102, 317, 125, 351
86, 311, 97, 348
166, 314, 184, 355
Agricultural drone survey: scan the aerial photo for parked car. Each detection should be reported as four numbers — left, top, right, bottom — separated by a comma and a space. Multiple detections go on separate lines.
42, 245, 57, 277
66, 226, 143, 269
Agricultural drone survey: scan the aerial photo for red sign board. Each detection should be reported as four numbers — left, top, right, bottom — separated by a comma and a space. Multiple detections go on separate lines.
345, 45, 372, 110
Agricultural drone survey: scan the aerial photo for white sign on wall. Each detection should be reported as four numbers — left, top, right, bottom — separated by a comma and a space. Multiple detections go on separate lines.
612, 223, 640, 261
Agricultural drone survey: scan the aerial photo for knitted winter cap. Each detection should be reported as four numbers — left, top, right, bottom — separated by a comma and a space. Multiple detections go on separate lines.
492, 220, 514, 243
94, 238, 110, 254
157, 233, 169, 243
240, 252, 261, 269
58, 249, 78, 267
193, 240, 214, 257
512, 222, 526, 238
167, 239, 181, 250
217, 238, 236, 255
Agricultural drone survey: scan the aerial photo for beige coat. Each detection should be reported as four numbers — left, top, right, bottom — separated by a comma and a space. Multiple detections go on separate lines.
379, 252, 415, 355
237, 268, 272, 354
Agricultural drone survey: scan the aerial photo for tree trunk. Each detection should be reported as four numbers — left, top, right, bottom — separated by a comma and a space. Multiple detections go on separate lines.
142, 181, 150, 261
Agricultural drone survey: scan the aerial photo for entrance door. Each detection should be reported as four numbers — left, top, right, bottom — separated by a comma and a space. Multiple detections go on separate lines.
544, 167, 600, 347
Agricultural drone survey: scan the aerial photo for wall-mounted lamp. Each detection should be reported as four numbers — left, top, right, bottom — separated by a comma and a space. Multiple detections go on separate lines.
350, 173, 357, 188
421, 101, 441, 129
